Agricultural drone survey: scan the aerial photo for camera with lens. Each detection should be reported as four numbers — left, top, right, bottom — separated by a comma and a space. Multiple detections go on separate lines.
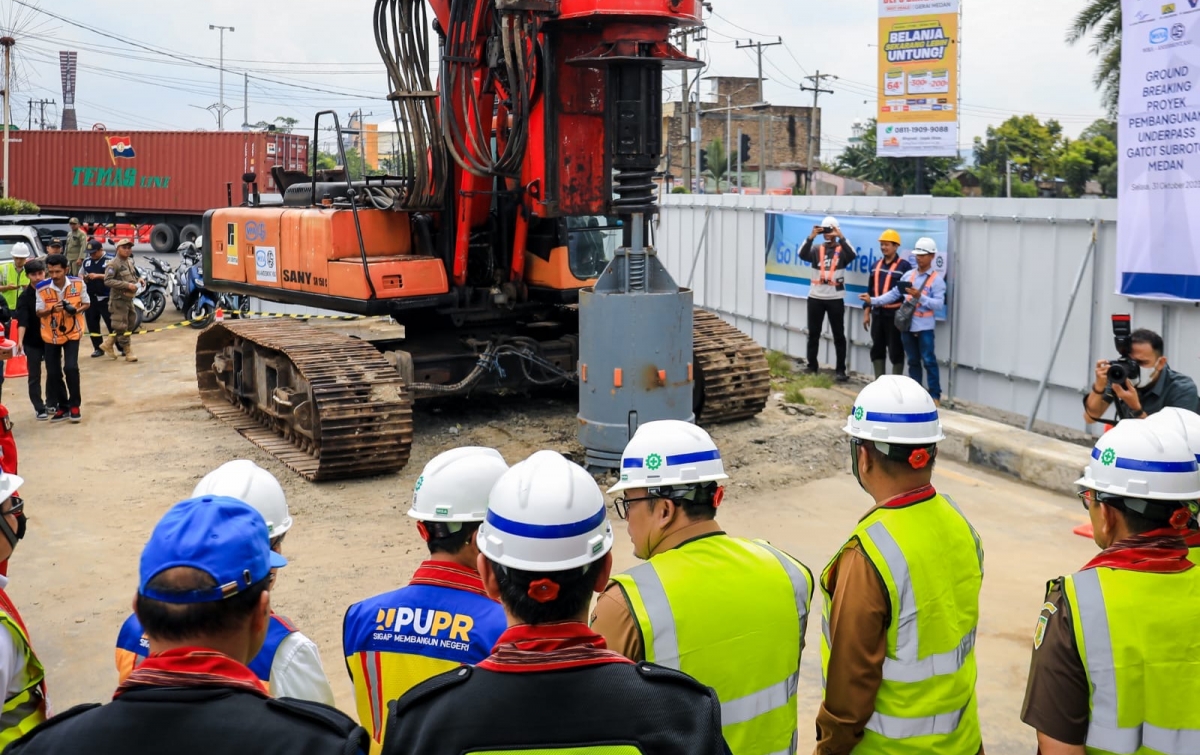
61, 302, 78, 316
1107, 314, 1141, 387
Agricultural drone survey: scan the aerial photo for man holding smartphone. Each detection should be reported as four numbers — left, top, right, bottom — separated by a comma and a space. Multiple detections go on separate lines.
799, 217, 857, 382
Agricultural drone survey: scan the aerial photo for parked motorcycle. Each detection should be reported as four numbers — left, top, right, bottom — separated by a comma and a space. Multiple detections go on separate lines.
180, 256, 220, 329
172, 242, 201, 313
136, 256, 173, 323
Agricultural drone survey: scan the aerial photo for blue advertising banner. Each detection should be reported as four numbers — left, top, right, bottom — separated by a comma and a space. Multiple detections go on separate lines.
764, 212, 952, 319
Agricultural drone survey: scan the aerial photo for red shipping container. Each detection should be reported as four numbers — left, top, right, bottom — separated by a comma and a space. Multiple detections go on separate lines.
5, 130, 310, 219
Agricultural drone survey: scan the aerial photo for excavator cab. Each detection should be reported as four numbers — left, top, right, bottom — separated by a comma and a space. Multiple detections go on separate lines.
524, 215, 623, 293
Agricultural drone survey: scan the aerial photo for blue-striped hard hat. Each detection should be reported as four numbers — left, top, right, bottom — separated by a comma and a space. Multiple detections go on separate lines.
1077, 419, 1200, 500
845, 375, 945, 445
608, 420, 729, 494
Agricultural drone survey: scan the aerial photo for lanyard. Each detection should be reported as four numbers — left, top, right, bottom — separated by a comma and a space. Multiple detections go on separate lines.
816, 244, 839, 285
873, 257, 903, 306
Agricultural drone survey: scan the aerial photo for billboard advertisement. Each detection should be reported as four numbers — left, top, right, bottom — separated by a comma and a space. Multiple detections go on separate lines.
1116, 0, 1200, 300
764, 212, 951, 320
877, 0, 960, 158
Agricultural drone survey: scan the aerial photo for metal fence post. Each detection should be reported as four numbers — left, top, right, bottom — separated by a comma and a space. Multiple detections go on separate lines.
1025, 219, 1099, 431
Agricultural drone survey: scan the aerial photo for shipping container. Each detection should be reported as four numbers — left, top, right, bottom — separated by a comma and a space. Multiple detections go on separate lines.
5, 130, 309, 251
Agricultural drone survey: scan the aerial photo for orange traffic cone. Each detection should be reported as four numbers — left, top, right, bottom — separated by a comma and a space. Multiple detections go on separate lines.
1073, 522, 1094, 538
2, 323, 25, 379
214, 307, 224, 322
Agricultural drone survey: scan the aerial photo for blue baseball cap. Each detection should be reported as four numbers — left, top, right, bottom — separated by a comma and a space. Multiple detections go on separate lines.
139, 496, 288, 604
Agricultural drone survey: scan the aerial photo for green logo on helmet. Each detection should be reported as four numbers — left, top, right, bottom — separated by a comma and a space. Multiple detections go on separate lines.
1100, 448, 1116, 467
646, 453, 663, 471
435, 506, 450, 516
853, 406, 864, 421
414, 476, 424, 491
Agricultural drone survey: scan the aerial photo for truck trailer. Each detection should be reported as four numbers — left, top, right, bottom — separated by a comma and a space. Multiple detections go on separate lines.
7, 130, 309, 252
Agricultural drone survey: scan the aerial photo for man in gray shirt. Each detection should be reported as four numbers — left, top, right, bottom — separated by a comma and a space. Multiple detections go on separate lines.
799, 216, 856, 382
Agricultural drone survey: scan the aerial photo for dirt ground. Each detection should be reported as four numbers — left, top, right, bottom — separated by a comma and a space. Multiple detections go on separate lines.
5, 309, 1096, 755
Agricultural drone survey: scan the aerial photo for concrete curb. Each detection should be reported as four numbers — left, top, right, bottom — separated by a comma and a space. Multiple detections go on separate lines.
937, 410, 1090, 496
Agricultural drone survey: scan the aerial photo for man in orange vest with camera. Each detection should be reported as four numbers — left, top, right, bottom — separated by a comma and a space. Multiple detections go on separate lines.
34, 253, 89, 424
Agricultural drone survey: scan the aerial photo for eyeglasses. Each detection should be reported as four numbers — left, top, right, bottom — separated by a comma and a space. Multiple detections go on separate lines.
612, 495, 658, 520
1076, 489, 1095, 511
2, 497, 23, 518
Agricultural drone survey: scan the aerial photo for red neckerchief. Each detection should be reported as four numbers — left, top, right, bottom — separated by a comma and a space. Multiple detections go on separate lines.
114, 647, 268, 699
878, 484, 937, 510
1186, 529, 1200, 548
409, 560, 488, 597
1082, 527, 1194, 574
477, 621, 633, 673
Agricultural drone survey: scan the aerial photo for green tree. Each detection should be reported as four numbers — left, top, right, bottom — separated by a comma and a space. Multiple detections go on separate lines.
974, 115, 1063, 186
704, 137, 729, 193
930, 177, 964, 197
1097, 162, 1119, 197
0, 198, 39, 216
1067, 0, 1121, 115
1080, 118, 1117, 144
834, 120, 957, 196
274, 116, 300, 134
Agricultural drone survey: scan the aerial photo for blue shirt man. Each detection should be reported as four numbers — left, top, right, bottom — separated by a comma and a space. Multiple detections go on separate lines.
865, 238, 946, 401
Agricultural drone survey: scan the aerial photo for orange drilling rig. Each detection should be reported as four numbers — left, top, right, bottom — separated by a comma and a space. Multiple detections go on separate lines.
196, 0, 769, 480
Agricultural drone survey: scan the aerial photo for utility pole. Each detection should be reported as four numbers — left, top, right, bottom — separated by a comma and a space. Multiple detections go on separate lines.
33, 98, 55, 130
26, 100, 30, 131
736, 126, 742, 191
672, 26, 705, 192
1, 36, 13, 198
209, 24, 235, 130
243, 72, 249, 130
800, 71, 835, 195
737, 37, 781, 192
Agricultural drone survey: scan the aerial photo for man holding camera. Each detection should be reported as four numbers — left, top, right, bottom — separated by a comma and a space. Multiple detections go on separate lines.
1083, 326, 1199, 424
800, 217, 857, 382
34, 254, 89, 424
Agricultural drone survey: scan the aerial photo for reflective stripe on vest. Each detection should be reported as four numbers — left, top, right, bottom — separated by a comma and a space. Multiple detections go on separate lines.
872, 258, 903, 309
816, 245, 838, 286
909, 271, 938, 318
623, 545, 811, 728
0, 595, 46, 746
1071, 568, 1200, 754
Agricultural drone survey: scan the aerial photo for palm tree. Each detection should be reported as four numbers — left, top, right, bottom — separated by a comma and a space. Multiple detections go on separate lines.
1067, 0, 1121, 115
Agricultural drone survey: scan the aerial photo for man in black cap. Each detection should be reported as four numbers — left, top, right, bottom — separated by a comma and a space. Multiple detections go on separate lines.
5, 495, 369, 755
80, 241, 116, 358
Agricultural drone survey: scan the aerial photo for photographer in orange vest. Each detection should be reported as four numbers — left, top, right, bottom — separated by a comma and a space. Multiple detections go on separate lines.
34, 254, 89, 424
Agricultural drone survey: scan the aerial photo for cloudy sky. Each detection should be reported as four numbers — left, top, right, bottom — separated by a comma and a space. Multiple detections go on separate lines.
2, 0, 1108, 160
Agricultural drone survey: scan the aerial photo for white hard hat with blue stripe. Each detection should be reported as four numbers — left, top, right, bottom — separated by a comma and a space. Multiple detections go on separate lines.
607, 420, 729, 494
478, 450, 614, 572
1146, 407, 1200, 463
1077, 418, 1200, 500
844, 375, 945, 445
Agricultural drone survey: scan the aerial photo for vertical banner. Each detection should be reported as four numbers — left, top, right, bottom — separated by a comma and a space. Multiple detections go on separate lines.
764, 213, 951, 319
1117, 1, 1200, 300
877, 0, 960, 158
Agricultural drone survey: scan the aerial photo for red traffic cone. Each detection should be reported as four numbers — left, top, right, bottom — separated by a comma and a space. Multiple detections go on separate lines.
214, 307, 224, 322
1073, 522, 1094, 538
1, 323, 24, 379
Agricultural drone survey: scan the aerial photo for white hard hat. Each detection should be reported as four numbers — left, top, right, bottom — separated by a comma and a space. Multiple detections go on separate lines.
409, 447, 508, 523
1077, 419, 1200, 500
608, 420, 728, 494
192, 460, 292, 538
822, 216, 840, 229
478, 450, 613, 572
0, 473, 23, 501
10, 243, 30, 259
845, 375, 945, 445
1146, 408, 1200, 461
913, 237, 938, 255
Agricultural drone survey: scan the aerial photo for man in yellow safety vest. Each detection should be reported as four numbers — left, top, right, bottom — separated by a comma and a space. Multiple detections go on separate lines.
817, 375, 983, 755
1022, 418, 1200, 754
592, 420, 813, 755
0, 471, 45, 747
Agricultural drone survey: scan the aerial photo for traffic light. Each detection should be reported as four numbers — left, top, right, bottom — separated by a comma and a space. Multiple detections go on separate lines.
740, 134, 751, 163
699, 148, 709, 173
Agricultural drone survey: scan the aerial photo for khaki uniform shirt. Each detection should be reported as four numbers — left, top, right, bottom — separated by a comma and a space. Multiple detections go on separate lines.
590, 519, 724, 661
104, 256, 139, 301
64, 229, 87, 263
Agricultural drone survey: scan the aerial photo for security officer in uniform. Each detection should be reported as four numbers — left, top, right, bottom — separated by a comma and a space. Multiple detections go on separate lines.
81, 240, 115, 358
381, 450, 728, 755
0, 471, 46, 748
818, 375, 984, 755
5, 496, 368, 755
593, 420, 812, 755
101, 238, 139, 363
115, 460, 335, 705
344, 447, 508, 752
1022, 419, 1200, 753
64, 218, 87, 276
862, 229, 911, 380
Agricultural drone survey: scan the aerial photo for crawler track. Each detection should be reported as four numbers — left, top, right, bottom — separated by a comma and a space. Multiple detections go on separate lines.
197, 320, 413, 481
692, 309, 771, 424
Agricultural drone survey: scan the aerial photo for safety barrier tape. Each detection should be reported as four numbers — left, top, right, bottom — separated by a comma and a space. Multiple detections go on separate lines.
80, 311, 380, 338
